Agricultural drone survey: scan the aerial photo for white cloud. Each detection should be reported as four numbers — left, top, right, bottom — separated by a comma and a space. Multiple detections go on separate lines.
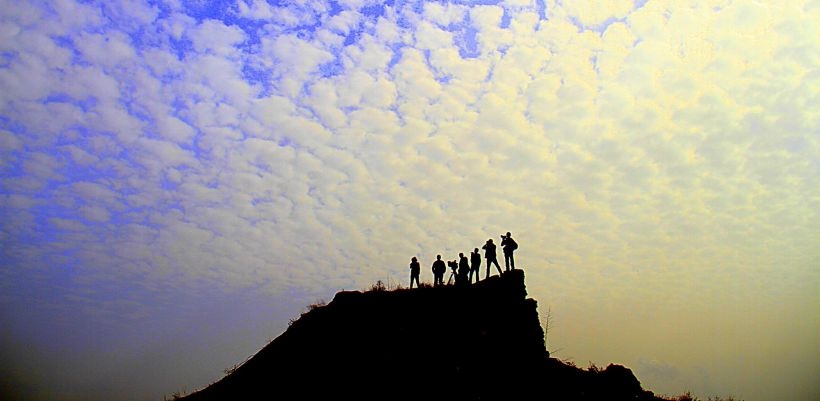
135, 137, 197, 172
235, 0, 276, 20
49, 217, 88, 231
157, 116, 197, 145
189, 20, 246, 55
160, 12, 195, 40
471, 5, 513, 54
342, 34, 394, 73
22, 152, 64, 181
75, 31, 137, 68
247, 95, 297, 133
260, 34, 335, 97
424, 2, 467, 27
391, 47, 443, 104
305, 79, 348, 129
429, 46, 491, 86
80, 205, 112, 222
373, 14, 402, 44
414, 20, 454, 51
0, 129, 24, 152
558, 0, 634, 28
49, 0, 107, 31
110, 0, 159, 26
327, 10, 361, 36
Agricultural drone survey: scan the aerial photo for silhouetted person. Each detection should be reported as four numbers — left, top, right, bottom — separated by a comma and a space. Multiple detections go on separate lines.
432, 255, 446, 286
409, 256, 421, 288
469, 248, 481, 283
501, 232, 518, 271
457, 252, 470, 286
482, 238, 502, 278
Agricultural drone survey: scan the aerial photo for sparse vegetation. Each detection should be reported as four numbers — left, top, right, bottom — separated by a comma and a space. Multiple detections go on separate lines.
663, 391, 745, 401
587, 362, 601, 373
307, 299, 327, 310
223, 363, 240, 375
541, 306, 555, 355
164, 390, 184, 400
673, 392, 695, 401
367, 277, 438, 292
368, 279, 387, 292
222, 353, 253, 376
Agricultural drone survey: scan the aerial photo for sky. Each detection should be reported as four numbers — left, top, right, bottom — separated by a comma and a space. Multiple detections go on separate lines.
0, 0, 818, 400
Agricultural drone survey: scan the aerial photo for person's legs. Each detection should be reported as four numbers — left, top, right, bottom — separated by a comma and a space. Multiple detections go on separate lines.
510, 253, 515, 270
490, 258, 502, 275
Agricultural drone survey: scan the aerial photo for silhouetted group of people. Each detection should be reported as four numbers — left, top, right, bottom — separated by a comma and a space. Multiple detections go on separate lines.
409, 232, 519, 288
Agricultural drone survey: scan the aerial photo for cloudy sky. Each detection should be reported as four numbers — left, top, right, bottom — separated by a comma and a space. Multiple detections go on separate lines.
1, 0, 818, 400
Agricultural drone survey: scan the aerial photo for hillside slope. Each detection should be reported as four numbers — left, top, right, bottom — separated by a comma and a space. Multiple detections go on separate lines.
179, 270, 664, 401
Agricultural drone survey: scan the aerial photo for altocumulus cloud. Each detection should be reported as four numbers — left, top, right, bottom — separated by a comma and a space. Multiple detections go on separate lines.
0, 1, 818, 401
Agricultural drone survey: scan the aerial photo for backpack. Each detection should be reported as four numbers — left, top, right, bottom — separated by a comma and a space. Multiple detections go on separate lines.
509, 238, 518, 251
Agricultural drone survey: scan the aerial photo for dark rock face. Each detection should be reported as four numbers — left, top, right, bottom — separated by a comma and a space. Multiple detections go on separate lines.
179, 270, 662, 401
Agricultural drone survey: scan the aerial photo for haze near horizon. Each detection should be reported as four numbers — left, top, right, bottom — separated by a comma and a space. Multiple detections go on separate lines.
1, 1, 818, 401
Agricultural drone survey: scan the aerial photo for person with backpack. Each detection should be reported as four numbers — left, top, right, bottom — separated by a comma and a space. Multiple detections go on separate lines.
482, 238, 503, 279
501, 232, 518, 271
409, 256, 421, 288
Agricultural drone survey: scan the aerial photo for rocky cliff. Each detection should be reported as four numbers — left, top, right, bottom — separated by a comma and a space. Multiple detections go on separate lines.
179, 269, 664, 401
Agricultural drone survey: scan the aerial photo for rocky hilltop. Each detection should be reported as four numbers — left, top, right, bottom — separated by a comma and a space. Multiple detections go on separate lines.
179, 269, 665, 401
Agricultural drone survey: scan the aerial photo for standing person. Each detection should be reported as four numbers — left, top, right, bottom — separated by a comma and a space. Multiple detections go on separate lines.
501, 232, 518, 271
469, 248, 481, 283
457, 252, 470, 286
482, 238, 502, 279
409, 257, 421, 288
432, 255, 446, 287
